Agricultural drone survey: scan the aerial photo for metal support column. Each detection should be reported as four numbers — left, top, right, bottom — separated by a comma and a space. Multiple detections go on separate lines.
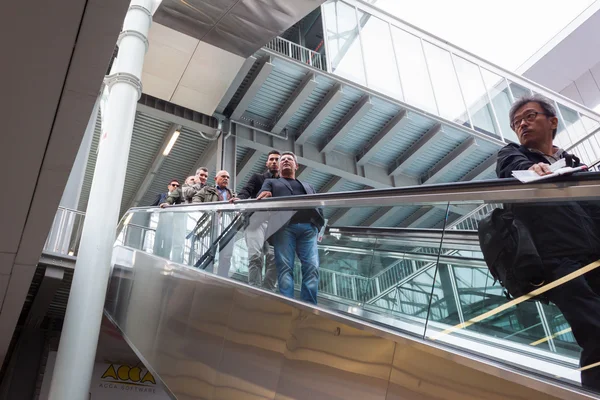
48, 1, 152, 399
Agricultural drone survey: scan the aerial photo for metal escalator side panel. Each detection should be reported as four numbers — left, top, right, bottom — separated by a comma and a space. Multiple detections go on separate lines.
104, 247, 586, 400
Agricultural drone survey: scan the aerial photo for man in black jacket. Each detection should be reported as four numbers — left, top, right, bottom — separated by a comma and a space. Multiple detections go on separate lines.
151, 179, 182, 207
230, 150, 280, 290
497, 94, 600, 390
258, 151, 324, 304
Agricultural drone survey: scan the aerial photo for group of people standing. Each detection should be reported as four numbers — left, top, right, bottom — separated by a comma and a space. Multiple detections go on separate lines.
151, 150, 324, 305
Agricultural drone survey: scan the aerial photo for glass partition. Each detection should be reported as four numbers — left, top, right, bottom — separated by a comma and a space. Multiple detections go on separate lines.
321, 0, 600, 153
360, 14, 402, 98
390, 26, 437, 114
422, 42, 468, 127
115, 173, 600, 396
322, 1, 366, 85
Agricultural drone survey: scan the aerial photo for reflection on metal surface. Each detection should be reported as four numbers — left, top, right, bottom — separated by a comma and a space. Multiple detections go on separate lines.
154, 0, 327, 58
105, 247, 586, 400
387, 345, 560, 400
429, 260, 600, 341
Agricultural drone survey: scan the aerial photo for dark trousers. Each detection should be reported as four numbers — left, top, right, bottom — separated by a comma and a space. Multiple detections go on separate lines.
544, 256, 600, 390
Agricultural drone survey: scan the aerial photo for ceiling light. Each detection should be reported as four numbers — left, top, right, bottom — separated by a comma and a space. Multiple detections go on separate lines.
163, 130, 180, 156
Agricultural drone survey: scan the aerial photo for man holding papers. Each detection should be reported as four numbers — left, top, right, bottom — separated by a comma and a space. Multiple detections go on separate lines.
496, 94, 600, 390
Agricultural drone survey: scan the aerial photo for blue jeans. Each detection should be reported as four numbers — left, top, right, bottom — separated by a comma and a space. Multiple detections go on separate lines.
272, 223, 319, 304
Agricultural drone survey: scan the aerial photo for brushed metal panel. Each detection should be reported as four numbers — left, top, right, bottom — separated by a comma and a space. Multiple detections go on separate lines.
150, 268, 199, 389
120, 253, 170, 362
275, 310, 394, 400
386, 344, 562, 400
105, 247, 590, 400
169, 275, 237, 400
213, 289, 293, 399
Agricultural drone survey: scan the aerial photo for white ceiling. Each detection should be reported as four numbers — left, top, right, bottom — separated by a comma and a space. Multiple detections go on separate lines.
519, 2, 600, 93
142, 22, 246, 115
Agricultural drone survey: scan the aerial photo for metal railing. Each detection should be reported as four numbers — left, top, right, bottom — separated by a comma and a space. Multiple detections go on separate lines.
265, 36, 325, 71
448, 203, 499, 231
43, 207, 86, 257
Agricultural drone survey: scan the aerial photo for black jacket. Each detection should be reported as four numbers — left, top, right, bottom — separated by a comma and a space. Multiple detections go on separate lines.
259, 177, 325, 230
237, 171, 276, 200
496, 143, 600, 260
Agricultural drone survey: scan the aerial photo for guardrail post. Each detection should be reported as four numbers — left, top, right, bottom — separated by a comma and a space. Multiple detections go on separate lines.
332, 273, 338, 296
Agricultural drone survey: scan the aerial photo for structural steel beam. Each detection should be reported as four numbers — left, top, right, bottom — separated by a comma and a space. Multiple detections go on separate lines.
388, 124, 443, 176
271, 73, 317, 134
331, 209, 355, 226
320, 176, 344, 193
407, 207, 437, 228
362, 206, 403, 227
296, 84, 343, 145
360, 206, 395, 227
296, 165, 314, 180
188, 138, 219, 177
328, 208, 350, 225
357, 110, 410, 166
460, 154, 497, 182
423, 137, 478, 184
320, 95, 372, 153
137, 94, 218, 135
230, 58, 273, 121
399, 206, 434, 228
236, 149, 262, 184
216, 56, 257, 114
235, 125, 418, 189
129, 123, 180, 208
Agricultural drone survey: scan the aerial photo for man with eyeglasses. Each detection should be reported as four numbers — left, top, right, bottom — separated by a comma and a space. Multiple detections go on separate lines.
192, 170, 234, 203
151, 179, 182, 207
497, 94, 600, 390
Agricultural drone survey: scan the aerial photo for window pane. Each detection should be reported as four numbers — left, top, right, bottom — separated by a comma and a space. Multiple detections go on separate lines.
557, 104, 587, 143
582, 114, 600, 134
481, 69, 517, 143
554, 113, 571, 149
422, 42, 468, 126
361, 15, 402, 98
508, 81, 531, 100
454, 57, 497, 136
390, 26, 437, 114
323, 1, 366, 85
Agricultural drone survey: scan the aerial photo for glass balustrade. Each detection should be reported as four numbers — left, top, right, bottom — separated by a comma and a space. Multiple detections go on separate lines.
112, 173, 600, 395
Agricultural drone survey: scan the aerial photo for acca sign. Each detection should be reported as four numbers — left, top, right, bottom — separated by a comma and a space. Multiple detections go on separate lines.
40, 352, 170, 400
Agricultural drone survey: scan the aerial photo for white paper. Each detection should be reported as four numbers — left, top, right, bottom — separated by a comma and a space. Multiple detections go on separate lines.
512, 162, 587, 183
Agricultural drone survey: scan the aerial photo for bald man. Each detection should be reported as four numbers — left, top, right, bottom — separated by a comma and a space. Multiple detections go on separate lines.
192, 170, 235, 203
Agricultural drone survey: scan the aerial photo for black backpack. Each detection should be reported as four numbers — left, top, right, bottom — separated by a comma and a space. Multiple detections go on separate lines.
477, 208, 546, 300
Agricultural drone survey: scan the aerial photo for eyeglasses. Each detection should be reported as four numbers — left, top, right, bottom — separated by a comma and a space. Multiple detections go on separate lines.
511, 111, 549, 131
170, 183, 179, 187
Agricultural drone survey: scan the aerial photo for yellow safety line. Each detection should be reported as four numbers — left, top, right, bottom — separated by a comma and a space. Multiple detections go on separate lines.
429, 260, 600, 341
580, 361, 600, 372
530, 327, 572, 346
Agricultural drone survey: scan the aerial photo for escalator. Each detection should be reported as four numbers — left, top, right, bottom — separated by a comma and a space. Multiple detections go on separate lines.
104, 175, 600, 400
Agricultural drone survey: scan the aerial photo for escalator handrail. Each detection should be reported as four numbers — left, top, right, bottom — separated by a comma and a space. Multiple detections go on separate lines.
126, 172, 600, 215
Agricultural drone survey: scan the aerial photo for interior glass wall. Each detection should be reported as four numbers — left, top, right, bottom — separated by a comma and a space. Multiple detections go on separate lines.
321, 0, 600, 154
322, 1, 366, 85
360, 14, 402, 98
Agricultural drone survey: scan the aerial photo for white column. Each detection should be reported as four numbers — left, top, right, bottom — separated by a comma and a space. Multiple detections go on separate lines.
48, 1, 152, 399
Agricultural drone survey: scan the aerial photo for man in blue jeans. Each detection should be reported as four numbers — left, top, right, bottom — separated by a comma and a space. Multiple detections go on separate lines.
258, 151, 324, 304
